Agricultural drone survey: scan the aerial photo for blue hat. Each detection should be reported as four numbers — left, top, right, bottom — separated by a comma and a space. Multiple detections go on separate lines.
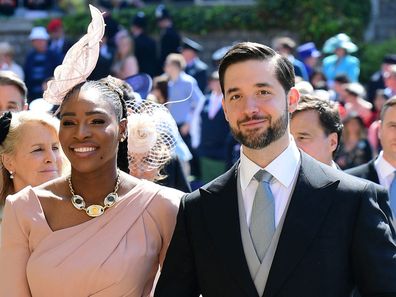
322, 33, 358, 54
297, 42, 321, 60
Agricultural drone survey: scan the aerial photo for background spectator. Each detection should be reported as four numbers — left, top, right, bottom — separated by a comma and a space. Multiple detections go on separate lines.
130, 11, 159, 77
111, 30, 139, 79
335, 113, 372, 169
155, 4, 181, 68
322, 33, 360, 86
0, 42, 24, 80
24, 26, 62, 103
181, 37, 208, 93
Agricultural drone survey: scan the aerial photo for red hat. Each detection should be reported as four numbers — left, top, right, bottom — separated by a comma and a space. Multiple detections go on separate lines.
47, 18, 62, 33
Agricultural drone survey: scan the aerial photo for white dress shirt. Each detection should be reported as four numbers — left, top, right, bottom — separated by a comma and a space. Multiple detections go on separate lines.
239, 139, 301, 227
374, 151, 396, 190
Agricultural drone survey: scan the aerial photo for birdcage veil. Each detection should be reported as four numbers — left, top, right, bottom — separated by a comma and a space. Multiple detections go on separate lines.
125, 99, 178, 174
43, 5, 105, 105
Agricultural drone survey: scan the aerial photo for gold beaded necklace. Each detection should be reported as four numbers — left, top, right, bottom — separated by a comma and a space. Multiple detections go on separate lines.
68, 170, 121, 217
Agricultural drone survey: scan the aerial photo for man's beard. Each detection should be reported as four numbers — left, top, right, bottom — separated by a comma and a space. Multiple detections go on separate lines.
230, 110, 288, 149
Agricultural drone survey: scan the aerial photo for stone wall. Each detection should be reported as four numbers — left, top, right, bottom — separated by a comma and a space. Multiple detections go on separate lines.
0, 18, 34, 65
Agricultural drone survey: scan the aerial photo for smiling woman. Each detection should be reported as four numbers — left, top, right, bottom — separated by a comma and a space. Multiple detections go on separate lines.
0, 110, 65, 204
0, 6, 183, 296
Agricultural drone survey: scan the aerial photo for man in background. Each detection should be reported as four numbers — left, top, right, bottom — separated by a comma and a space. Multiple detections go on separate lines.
291, 95, 343, 168
0, 71, 27, 112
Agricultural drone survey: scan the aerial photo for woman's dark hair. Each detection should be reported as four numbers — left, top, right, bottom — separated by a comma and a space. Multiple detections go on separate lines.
61, 77, 130, 173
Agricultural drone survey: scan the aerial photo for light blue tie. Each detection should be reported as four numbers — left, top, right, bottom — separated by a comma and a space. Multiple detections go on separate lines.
389, 171, 396, 216
250, 170, 275, 262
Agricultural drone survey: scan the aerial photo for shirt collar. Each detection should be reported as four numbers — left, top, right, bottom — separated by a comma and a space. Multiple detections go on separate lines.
239, 137, 301, 191
375, 151, 396, 179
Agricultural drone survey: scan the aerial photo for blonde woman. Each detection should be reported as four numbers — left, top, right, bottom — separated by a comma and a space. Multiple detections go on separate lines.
0, 110, 66, 241
112, 30, 139, 79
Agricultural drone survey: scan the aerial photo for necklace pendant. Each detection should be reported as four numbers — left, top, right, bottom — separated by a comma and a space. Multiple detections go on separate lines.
71, 195, 86, 210
86, 204, 105, 217
104, 193, 117, 207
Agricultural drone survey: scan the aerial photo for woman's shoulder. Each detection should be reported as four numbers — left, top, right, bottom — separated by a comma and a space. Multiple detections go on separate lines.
6, 186, 36, 205
142, 180, 183, 213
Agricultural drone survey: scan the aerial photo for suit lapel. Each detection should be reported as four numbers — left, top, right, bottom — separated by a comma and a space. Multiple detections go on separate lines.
368, 159, 380, 184
263, 153, 339, 297
201, 162, 259, 297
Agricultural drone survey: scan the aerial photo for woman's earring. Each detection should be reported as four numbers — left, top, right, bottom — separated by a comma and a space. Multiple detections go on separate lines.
9, 171, 14, 179
120, 134, 126, 142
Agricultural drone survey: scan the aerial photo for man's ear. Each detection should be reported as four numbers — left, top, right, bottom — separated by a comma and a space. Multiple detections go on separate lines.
288, 87, 300, 113
2, 154, 15, 173
329, 132, 338, 154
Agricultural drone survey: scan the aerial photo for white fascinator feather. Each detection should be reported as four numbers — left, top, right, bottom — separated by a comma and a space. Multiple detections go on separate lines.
43, 5, 105, 105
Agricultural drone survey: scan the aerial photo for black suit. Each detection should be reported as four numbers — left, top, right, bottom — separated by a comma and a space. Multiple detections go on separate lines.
155, 152, 396, 297
346, 159, 379, 184
185, 58, 208, 93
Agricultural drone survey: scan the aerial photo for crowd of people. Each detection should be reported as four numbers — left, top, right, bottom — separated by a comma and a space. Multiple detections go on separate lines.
0, 2, 396, 297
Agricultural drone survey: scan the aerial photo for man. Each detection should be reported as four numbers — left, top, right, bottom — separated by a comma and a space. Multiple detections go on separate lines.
24, 26, 62, 103
164, 53, 205, 181
347, 97, 396, 211
0, 70, 27, 112
384, 65, 396, 98
273, 36, 309, 81
156, 4, 181, 68
155, 42, 396, 297
47, 18, 73, 58
130, 11, 159, 78
291, 95, 342, 167
198, 71, 230, 183
296, 42, 321, 79
367, 54, 396, 102
181, 37, 208, 93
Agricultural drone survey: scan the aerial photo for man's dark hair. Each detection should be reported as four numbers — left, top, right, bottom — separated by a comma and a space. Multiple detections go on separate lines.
380, 96, 396, 122
292, 94, 343, 156
218, 42, 295, 95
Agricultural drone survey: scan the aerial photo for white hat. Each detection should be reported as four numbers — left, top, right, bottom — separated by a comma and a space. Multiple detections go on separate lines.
29, 26, 50, 40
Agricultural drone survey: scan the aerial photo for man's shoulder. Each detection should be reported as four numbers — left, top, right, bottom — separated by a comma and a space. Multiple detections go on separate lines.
184, 164, 237, 202
301, 152, 372, 193
345, 160, 376, 180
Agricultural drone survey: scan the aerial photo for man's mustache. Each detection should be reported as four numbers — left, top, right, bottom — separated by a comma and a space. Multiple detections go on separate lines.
237, 115, 270, 126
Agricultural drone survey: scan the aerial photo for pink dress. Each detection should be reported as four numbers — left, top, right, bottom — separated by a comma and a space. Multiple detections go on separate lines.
0, 180, 182, 297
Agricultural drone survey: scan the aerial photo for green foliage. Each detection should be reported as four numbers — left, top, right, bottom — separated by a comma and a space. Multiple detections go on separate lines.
35, 0, 369, 42
359, 38, 396, 83
257, 0, 370, 44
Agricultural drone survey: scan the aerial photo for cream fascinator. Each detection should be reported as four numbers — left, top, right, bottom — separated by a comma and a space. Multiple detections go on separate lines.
126, 100, 178, 173
43, 5, 105, 105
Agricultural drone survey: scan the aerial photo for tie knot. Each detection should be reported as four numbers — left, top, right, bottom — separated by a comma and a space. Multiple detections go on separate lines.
254, 169, 273, 183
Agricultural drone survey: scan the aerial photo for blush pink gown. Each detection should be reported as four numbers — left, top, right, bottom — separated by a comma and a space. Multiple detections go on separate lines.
0, 180, 182, 297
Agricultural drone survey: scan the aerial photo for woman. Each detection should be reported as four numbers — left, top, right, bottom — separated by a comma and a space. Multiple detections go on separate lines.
0, 6, 183, 296
0, 77, 183, 296
111, 30, 139, 79
335, 113, 372, 170
322, 33, 360, 87
0, 110, 65, 234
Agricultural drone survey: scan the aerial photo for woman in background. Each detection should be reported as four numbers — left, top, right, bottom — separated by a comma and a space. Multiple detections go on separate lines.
111, 30, 139, 79
335, 113, 372, 169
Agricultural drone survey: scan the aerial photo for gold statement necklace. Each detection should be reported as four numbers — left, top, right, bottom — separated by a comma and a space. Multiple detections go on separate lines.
68, 170, 121, 217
